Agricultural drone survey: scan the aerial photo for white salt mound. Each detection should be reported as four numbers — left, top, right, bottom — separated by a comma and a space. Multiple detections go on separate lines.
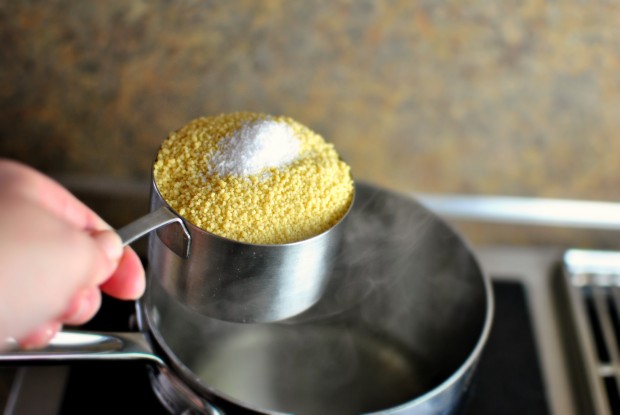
209, 119, 301, 177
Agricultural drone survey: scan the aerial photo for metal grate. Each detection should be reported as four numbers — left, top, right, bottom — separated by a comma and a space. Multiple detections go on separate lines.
563, 249, 620, 415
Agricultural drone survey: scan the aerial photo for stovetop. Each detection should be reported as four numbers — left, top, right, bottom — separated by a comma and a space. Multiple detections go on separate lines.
0, 249, 556, 414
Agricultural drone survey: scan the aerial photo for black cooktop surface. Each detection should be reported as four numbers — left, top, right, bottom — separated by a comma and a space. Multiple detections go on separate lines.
458, 280, 550, 415
59, 280, 550, 414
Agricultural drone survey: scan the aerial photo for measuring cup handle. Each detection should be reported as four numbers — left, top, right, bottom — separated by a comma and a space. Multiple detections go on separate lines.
117, 206, 191, 258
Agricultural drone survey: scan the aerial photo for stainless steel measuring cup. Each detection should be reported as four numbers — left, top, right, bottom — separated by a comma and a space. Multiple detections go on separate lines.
117, 176, 352, 323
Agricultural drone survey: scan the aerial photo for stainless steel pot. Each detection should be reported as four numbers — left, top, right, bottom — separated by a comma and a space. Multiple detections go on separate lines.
0, 183, 493, 415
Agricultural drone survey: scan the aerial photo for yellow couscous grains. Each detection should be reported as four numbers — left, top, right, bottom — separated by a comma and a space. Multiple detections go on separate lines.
153, 112, 354, 244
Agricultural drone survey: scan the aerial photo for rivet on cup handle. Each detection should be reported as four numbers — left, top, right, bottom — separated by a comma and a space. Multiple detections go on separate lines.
117, 206, 192, 258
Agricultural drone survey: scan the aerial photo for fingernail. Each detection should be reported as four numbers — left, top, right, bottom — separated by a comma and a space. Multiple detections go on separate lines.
93, 230, 123, 262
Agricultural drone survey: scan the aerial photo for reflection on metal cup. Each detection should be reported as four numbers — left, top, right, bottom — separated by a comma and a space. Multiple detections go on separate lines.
147, 177, 353, 323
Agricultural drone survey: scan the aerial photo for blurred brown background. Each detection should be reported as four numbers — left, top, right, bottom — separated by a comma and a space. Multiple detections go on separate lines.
1, 0, 619, 200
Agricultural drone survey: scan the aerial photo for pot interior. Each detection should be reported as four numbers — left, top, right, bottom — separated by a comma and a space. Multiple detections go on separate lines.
145, 183, 491, 415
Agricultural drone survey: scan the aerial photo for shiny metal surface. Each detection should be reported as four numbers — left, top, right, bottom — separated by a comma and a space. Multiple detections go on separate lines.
0, 331, 162, 364
117, 206, 192, 258
560, 249, 620, 415
147, 177, 351, 323
418, 194, 620, 230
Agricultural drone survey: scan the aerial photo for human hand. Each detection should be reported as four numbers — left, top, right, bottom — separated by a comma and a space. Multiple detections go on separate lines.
0, 160, 145, 349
